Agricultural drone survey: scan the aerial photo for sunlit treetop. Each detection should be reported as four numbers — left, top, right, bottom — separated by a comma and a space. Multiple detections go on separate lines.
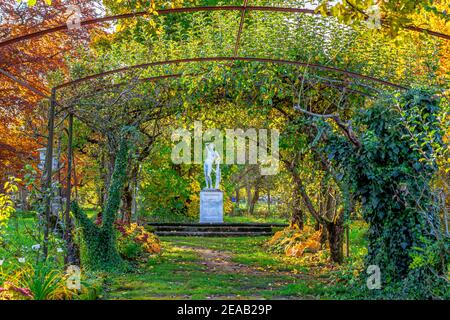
18, 0, 450, 38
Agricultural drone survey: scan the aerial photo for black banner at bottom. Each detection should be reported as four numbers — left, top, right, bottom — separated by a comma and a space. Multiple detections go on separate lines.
0, 300, 447, 318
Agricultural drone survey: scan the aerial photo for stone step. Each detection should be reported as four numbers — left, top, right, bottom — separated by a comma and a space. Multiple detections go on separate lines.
147, 222, 287, 237
148, 222, 288, 227
149, 226, 274, 232
155, 231, 274, 237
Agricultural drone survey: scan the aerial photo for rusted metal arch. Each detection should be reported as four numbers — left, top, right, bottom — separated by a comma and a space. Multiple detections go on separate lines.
116, 73, 374, 98
58, 71, 372, 112
54, 56, 407, 92
1, 5, 449, 49
0, 6, 316, 48
0, 4, 442, 98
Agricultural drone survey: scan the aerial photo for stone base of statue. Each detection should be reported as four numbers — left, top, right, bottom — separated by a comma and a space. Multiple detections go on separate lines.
200, 189, 223, 223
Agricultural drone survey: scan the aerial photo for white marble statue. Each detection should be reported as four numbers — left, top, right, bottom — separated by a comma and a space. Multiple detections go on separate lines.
204, 143, 221, 190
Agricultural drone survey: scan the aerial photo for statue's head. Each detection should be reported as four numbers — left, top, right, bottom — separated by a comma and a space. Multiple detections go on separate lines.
206, 142, 215, 150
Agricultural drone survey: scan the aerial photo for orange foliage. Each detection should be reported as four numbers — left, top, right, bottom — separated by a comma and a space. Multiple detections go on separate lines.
266, 225, 325, 258
120, 222, 162, 255
413, 2, 450, 84
0, 119, 39, 183
285, 230, 322, 257
0, 1, 101, 182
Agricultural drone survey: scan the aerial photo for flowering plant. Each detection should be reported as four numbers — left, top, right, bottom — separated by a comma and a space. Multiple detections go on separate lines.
0, 282, 33, 300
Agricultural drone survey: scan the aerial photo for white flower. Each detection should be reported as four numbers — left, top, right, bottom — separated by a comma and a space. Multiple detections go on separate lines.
32, 244, 41, 251
18, 257, 25, 263
0, 259, 4, 266
57, 248, 63, 253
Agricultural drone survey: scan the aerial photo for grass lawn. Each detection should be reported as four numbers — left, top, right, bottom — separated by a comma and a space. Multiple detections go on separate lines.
1, 212, 369, 300
0, 212, 39, 267
104, 235, 360, 300
223, 216, 288, 224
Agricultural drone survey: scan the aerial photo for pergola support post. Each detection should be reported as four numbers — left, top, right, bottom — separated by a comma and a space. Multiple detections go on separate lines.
42, 88, 56, 259
65, 112, 78, 265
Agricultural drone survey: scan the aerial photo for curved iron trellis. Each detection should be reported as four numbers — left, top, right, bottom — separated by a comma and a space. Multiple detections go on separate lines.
57, 73, 186, 111
0, 5, 449, 49
116, 73, 374, 98
59, 71, 373, 111
54, 56, 407, 92
57, 72, 372, 131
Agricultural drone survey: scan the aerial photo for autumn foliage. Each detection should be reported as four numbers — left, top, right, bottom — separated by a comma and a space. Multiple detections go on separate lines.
0, 0, 100, 183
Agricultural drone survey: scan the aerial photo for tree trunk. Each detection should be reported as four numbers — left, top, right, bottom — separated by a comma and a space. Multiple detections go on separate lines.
98, 153, 106, 211
104, 151, 115, 205
291, 178, 304, 230
122, 164, 138, 224
249, 178, 261, 216
20, 187, 30, 211
326, 213, 345, 264
249, 190, 259, 215
234, 188, 240, 215
122, 183, 132, 223
131, 167, 139, 223
246, 182, 252, 214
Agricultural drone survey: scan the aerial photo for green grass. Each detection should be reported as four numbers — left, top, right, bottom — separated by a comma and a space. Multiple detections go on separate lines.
142, 201, 289, 224
224, 215, 288, 224
104, 232, 367, 300
0, 212, 37, 265
0, 211, 67, 273
2, 213, 369, 300
104, 237, 314, 300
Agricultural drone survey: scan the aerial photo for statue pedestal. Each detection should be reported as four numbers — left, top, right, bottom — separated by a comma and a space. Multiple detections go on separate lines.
200, 190, 223, 223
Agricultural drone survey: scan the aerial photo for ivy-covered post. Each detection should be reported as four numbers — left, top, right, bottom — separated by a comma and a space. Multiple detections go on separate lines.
71, 127, 135, 271
327, 89, 449, 297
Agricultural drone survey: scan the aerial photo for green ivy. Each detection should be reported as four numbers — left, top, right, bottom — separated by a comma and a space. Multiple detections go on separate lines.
71, 127, 136, 272
325, 89, 449, 298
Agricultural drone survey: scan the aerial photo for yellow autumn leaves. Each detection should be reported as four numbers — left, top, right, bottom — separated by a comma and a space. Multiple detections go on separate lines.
0, 177, 21, 232
123, 223, 161, 254
23, 0, 52, 6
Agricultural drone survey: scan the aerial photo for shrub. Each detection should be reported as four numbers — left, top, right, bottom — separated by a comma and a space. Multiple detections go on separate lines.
116, 222, 161, 261
265, 225, 323, 257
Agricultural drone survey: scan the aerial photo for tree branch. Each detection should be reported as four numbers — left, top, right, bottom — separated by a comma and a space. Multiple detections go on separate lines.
294, 105, 361, 148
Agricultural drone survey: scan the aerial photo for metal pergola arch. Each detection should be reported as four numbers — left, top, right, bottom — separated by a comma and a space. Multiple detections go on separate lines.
60, 71, 373, 112
1, 5, 449, 49
53, 55, 401, 115
4, 3, 445, 256
54, 56, 407, 93
3, 3, 445, 104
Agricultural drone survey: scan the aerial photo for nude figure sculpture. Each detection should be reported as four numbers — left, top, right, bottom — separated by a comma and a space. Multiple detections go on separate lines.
203, 143, 221, 190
